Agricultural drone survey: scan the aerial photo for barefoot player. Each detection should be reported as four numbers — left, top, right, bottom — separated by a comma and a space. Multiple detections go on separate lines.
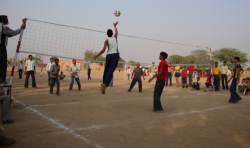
93, 21, 120, 94
149, 52, 168, 113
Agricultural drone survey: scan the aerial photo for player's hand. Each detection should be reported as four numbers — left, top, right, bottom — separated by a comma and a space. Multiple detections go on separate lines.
34, 71, 36, 74
143, 77, 145, 80
113, 21, 119, 27
93, 55, 97, 59
148, 78, 153, 83
131, 77, 133, 79
24, 71, 26, 75
47, 71, 49, 73
236, 80, 239, 85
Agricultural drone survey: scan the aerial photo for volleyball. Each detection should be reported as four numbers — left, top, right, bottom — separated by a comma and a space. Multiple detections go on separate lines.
114, 10, 121, 17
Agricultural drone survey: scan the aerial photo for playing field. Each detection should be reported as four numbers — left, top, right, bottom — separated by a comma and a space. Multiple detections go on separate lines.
3, 69, 250, 148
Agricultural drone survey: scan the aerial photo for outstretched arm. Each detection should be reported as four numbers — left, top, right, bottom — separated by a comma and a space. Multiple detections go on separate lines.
93, 40, 108, 59
148, 68, 163, 83
113, 21, 119, 39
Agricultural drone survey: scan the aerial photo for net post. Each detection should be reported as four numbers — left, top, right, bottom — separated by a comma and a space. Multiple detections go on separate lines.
209, 47, 214, 92
7, 24, 25, 94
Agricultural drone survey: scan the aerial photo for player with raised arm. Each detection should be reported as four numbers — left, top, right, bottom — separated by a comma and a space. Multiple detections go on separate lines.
93, 21, 120, 94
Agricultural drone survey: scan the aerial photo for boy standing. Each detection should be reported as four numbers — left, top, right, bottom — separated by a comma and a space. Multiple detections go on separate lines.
46, 58, 54, 86
182, 66, 188, 88
166, 63, 174, 86
93, 21, 120, 94
69, 59, 81, 91
18, 61, 24, 79
149, 52, 168, 113
213, 62, 221, 92
221, 61, 229, 90
24, 55, 37, 88
128, 63, 145, 92
50, 58, 60, 95
150, 62, 157, 86
188, 61, 194, 87
227, 57, 242, 103
87, 66, 91, 80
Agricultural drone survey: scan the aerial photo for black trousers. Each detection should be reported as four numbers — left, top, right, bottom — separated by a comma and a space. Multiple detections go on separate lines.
48, 73, 51, 85
19, 69, 23, 79
153, 79, 165, 111
221, 74, 228, 90
24, 71, 36, 88
0, 46, 7, 82
88, 73, 91, 80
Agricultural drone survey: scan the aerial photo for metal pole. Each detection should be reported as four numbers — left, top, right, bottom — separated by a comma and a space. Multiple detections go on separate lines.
209, 47, 213, 92
7, 28, 25, 94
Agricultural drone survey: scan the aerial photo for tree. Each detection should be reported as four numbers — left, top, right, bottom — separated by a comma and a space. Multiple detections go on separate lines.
189, 49, 210, 65
212, 48, 249, 69
51, 56, 58, 61
117, 57, 126, 68
27, 55, 41, 64
127, 60, 137, 66
166, 55, 185, 64
83, 50, 106, 66
247, 67, 250, 71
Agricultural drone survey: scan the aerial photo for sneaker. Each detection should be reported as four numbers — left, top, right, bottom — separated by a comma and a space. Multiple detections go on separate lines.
100, 83, 106, 94
0, 136, 16, 147
3, 119, 14, 125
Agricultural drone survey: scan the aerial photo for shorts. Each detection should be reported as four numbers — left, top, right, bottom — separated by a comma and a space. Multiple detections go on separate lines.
175, 72, 180, 78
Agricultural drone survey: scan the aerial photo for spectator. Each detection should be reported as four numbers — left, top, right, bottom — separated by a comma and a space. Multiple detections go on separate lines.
18, 61, 24, 79
166, 63, 174, 86
221, 61, 229, 90
188, 61, 194, 87
192, 77, 201, 90
243, 77, 250, 95
181, 66, 188, 88
238, 79, 245, 93
213, 62, 221, 92
24, 55, 37, 88
149, 62, 157, 86
127, 67, 131, 80
174, 62, 181, 87
205, 75, 212, 88
59, 71, 65, 80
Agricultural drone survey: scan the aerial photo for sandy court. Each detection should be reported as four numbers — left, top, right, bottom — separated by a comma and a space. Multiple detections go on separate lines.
2, 69, 250, 148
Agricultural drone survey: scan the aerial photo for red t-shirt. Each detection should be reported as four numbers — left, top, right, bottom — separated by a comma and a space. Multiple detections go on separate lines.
168, 66, 174, 72
189, 65, 194, 73
182, 70, 188, 77
206, 77, 211, 83
157, 60, 168, 81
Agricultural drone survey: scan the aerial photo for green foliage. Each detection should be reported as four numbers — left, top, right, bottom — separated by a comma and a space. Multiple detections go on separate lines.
167, 55, 185, 64
127, 60, 137, 66
212, 48, 249, 69
247, 67, 250, 71
51, 56, 58, 62
83, 50, 106, 66
117, 57, 126, 68
27, 55, 42, 64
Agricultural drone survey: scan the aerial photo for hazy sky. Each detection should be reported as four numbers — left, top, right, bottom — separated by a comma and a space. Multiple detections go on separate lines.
1, 0, 250, 67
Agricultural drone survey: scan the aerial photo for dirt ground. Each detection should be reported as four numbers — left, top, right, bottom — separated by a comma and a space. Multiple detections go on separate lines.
2, 69, 250, 148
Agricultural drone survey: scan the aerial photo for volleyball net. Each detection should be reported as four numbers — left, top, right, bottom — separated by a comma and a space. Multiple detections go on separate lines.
8, 18, 214, 91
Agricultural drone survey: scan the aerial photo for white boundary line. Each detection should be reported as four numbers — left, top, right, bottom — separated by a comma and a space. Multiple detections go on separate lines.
13, 98, 102, 148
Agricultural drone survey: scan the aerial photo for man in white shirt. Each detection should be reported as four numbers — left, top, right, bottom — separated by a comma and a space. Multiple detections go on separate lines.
0, 15, 26, 82
18, 61, 24, 79
69, 59, 81, 91
221, 61, 229, 90
24, 55, 37, 88
127, 67, 131, 80
46, 58, 54, 86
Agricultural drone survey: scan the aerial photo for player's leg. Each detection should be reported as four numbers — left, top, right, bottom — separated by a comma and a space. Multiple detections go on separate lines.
55, 77, 60, 94
69, 76, 74, 90
138, 79, 142, 92
221, 74, 225, 89
153, 79, 164, 112
128, 78, 137, 92
50, 77, 54, 93
24, 71, 31, 88
48, 72, 50, 86
103, 54, 119, 87
75, 77, 81, 90
31, 71, 36, 87
0, 47, 7, 82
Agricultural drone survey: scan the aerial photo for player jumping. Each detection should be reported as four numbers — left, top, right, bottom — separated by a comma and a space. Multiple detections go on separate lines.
93, 21, 120, 94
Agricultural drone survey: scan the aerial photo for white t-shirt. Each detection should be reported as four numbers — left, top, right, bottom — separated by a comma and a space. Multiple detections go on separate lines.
18, 63, 24, 70
25, 60, 35, 71
107, 37, 119, 55
127, 69, 131, 74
